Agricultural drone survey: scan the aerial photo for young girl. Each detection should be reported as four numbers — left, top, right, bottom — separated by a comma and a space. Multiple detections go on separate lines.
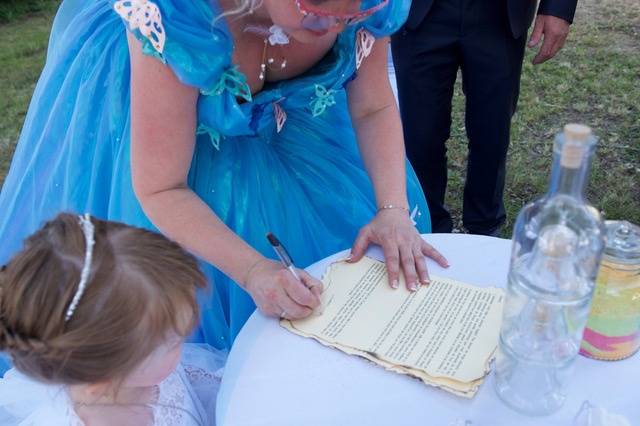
0, 213, 226, 425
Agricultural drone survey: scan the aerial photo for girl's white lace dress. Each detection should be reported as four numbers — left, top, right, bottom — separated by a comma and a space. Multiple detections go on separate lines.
0, 344, 226, 426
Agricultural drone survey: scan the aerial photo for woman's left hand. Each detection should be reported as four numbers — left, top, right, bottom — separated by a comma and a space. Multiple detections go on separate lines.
348, 209, 449, 291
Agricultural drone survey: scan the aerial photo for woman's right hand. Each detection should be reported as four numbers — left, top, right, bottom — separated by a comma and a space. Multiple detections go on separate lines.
244, 258, 323, 320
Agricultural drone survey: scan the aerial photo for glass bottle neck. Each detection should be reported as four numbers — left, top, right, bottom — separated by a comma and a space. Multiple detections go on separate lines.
547, 141, 594, 200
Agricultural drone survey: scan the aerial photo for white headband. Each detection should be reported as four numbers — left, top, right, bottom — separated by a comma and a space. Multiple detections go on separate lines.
64, 213, 96, 322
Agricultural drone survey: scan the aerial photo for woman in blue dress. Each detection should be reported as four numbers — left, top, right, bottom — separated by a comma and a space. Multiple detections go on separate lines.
0, 0, 448, 358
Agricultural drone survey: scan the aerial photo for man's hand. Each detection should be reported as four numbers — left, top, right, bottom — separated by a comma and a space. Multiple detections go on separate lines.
528, 15, 571, 65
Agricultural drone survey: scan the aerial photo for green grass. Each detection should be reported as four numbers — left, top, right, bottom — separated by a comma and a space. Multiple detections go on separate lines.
0, 0, 638, 237
0, 0, 58, 187
0, 0, 58, 23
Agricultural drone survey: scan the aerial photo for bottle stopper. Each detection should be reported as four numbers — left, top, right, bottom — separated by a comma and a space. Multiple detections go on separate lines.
561, 124, 592, 168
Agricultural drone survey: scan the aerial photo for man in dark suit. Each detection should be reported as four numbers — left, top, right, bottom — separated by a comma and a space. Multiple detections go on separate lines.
391, 0, 578, 235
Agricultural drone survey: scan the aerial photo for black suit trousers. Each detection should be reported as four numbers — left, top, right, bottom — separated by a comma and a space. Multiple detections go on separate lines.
392, 0, 527, 234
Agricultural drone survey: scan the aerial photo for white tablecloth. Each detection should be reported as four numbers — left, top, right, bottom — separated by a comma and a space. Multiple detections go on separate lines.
216, 234, 639, 426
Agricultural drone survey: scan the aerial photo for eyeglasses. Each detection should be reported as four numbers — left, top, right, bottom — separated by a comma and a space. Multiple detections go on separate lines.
295, 0, 390, 32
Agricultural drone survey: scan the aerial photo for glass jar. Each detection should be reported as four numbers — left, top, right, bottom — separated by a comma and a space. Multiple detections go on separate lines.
580, 220, 640, 361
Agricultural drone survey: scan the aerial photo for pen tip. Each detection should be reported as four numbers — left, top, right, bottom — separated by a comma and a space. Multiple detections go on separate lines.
266, 232, 279, 246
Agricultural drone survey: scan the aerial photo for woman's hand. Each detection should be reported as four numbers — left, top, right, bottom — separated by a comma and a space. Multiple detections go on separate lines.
349, 209, 449, 291
244, 258, 324, 320
345, 38, 448, 287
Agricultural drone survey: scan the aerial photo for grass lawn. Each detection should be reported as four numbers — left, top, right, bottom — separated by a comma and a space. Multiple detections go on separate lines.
0, 0, 59, 189
0, 0, 638, 237
0, 0, 57, 23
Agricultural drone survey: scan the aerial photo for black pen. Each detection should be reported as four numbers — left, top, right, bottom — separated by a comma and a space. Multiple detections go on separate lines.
266, 232, 301, 281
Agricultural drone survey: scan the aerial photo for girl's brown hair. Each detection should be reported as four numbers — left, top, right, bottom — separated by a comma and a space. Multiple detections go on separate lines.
0, 213, 206, 385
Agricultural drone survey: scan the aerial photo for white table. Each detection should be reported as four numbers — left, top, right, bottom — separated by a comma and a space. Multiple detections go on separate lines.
216, 234, 640, 426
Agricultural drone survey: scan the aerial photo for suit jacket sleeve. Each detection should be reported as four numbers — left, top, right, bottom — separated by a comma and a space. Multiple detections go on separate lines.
537, 0, 578, 24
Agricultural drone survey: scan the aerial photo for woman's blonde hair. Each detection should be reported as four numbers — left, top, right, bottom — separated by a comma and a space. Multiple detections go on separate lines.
220, 0, 263, 19
0, 213, 207, 385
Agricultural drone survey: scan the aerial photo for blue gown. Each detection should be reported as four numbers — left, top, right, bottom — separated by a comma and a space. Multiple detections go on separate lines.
0, 0, 429, 361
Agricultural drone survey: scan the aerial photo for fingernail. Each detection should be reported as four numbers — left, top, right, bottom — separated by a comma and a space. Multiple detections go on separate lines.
346, 254, 353, 262
421, 279, 431, 286
409, 282, 418, 292
391, 279, 399, 289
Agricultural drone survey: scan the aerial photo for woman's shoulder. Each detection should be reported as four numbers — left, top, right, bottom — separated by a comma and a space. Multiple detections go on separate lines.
112, 0, 234, 91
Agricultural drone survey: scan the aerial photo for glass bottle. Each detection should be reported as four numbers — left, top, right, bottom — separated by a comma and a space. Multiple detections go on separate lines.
494, 124, 606, 415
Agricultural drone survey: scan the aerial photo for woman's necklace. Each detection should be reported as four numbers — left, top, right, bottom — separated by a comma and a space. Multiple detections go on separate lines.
244, 25, 290, 81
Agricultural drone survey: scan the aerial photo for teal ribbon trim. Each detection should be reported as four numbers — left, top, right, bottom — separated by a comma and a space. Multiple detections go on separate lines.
196, 123, 222, 150
141, 38, 166, 64
202, 65, 252, 103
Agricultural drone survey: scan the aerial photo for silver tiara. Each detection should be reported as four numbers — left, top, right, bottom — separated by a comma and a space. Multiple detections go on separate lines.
64, 213, 96, 322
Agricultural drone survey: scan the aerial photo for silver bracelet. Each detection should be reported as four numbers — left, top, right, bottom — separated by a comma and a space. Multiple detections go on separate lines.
243, 257, 266, 288
378, 204, 409, 212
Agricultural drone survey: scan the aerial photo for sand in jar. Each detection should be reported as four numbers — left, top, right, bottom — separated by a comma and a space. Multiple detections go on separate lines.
580, 220, 640, 361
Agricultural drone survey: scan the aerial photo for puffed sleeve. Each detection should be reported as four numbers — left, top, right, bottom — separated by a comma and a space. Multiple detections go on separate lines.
362, 0, 411, 37
112, 0, 234, 92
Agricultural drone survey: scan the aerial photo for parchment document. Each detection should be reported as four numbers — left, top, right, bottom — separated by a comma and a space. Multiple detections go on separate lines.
281, 256, 504, 398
